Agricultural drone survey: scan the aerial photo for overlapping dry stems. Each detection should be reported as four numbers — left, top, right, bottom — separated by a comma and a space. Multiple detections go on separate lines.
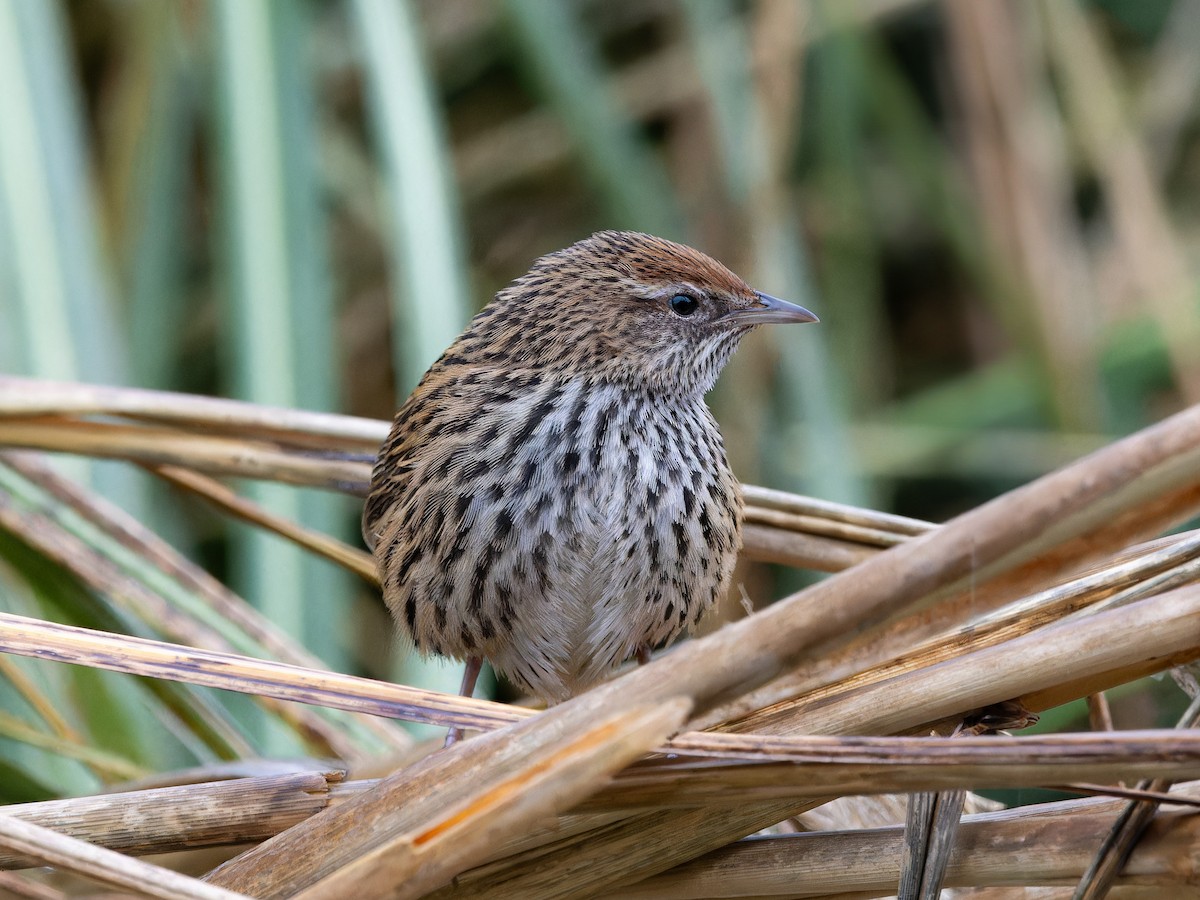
2, 380, 1200, 898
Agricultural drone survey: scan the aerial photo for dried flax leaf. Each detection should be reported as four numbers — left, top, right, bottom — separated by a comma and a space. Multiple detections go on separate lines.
728, 586, 1200, 740
0, 813, 249, 900
1073, 693, 1200, 900
586, 730, 1200, 809
0, 613, 523, 733
0, 376, 388, 448
205, 698, 693, 899
148, 464, 377, 583
618, 783, 1200, 899
729, 540, 1200, 736
706, 478, 1200, 730
0, 771, 345, 867
898, 788, 965, 900
0, 870, 64, 899
0, 418, 371, 493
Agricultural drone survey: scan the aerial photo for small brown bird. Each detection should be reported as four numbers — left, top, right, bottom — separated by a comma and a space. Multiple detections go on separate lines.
362, 231, 816, 721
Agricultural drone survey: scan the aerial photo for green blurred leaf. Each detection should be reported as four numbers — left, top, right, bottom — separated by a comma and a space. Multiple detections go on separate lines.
501, 0, 682, 238
352, 0, 473, 394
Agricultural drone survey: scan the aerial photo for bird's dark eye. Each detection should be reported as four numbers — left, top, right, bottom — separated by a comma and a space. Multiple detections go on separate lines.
669, 294, 699, 317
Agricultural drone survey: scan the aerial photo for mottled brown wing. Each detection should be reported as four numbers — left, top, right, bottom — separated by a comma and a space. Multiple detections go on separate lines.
361, 391, 430, 551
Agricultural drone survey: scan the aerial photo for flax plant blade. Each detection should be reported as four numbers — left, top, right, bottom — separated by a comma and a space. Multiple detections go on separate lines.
350, 0, 472, 393
0, 0, 123, 387
0, 453, 409, 759
350, 0, 477, 710
211, 0, 351, 681
107, 2, 194, 395
148, 465, 376, 584
500, 0, 682, 236
0, 710, 146, 783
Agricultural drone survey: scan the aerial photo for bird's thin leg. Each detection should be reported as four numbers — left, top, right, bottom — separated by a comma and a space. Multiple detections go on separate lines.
444, 656, 483, 748
636, 644, 652, 666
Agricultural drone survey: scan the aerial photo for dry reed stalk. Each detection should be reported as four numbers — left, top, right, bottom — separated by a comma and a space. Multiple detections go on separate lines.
944, 0, 1101, 429
1073, 693, 1200, 900
741, 521, 879, 571
190, 403, 1200, 897
1137, 0, 1200, 177
0, 422, 923, 577
585, 730, 1200, 808
742, 507, 913, 547
6, 602, 1200, 807
0, 871, 65, 899
4, 538, 1195, 758
899, 787, 965, 899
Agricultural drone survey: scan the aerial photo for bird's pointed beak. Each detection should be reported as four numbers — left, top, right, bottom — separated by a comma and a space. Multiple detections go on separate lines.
723, 291, 819, 326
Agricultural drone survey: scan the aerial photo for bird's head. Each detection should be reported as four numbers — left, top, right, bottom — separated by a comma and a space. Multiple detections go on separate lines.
454, 231, 818, 396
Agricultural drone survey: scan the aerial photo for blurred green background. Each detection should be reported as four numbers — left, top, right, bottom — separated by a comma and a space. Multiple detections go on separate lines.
1, 0, 1198, 798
